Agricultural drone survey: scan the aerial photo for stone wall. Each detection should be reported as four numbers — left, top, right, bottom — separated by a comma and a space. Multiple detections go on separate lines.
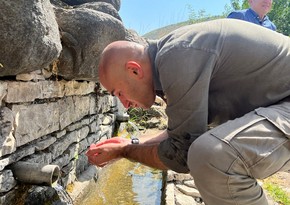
0, 69, 120, 204
0, 0, 145, 204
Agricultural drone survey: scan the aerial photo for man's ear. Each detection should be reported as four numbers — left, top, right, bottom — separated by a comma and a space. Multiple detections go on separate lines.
126, 61, 144, 79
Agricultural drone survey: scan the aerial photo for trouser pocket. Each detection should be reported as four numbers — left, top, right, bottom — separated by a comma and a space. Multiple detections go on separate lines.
210, 109, 290, 179
255, 100, 290, 138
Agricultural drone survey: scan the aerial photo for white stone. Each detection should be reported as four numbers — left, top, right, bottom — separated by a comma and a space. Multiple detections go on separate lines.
176, 191, 197, 205
176, 184, 201, 198
184, 179, 197, 188
0, 82, 7, 106
165, 182, 175, 205
0, 170, 17, 193
0, 107, 16, 157
16, 72, 45, 81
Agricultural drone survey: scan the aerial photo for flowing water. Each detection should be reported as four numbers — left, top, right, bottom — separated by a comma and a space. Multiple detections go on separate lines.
53, 183, 74, 205
76, 123, 164, 205
76, 159, 163, 205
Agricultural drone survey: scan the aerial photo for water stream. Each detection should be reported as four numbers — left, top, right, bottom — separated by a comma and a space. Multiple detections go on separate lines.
53, 183, 74, 205
76, 159, 163, 205
75, 122, 164, 205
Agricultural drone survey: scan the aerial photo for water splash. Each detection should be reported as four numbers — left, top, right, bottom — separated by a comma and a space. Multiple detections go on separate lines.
52, 183, 74, 205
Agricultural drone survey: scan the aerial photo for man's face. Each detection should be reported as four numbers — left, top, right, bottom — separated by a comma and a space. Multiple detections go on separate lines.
99, 66, 155, 109
250, 0, 273, 16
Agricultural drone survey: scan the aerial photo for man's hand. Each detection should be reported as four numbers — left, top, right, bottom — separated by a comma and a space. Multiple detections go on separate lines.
85, 137, 130, 167
86, 130, 169, 170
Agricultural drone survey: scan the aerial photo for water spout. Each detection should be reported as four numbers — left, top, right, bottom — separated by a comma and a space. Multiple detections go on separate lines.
10, 161, 60, 186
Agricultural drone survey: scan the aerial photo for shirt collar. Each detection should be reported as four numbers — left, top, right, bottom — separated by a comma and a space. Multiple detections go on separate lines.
146, 40, 163, 91
249, 8, 268, 22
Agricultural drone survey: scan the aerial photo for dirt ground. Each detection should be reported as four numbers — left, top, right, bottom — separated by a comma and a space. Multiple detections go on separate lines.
264, 171, 290, 195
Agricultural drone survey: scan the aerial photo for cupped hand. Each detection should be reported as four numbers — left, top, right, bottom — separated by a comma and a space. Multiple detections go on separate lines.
86, 137, 130, 167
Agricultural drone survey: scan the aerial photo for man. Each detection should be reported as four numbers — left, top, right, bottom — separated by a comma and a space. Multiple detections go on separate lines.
227, 0, 276, 31
86, 19, 290, 205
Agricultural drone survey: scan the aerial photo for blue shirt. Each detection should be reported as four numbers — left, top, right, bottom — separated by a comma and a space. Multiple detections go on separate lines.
227, 8, 276, 31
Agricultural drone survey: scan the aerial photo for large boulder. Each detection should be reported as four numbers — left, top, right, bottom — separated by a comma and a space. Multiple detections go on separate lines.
0, 0, 62, 77
59, 0, 120, 11
50, 0, 70, 7
125, 29, 148, 46
54, 7, 126, 81
77, 2, 122, 21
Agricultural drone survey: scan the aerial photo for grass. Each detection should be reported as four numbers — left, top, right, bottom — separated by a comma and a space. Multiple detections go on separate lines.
127, 107, 161, 125
262, 177, 290, 205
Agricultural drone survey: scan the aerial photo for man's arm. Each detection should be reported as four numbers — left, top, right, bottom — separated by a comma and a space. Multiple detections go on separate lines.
86, 130, 169, 170
123, 130, 168, 170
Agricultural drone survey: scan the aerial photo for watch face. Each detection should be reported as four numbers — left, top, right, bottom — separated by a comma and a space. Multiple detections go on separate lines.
131, 138, 139, 144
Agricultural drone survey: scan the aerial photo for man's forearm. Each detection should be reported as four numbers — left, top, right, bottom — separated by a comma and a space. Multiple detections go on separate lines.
122, 130, 169, 170
139, 129, 168, 144
122, 143, 168, 170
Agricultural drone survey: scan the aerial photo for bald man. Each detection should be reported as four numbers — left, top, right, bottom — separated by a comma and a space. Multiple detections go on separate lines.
86, 19, 290, 205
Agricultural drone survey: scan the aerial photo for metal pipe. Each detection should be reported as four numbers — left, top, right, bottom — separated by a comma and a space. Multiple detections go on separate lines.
10, 161, 60, 186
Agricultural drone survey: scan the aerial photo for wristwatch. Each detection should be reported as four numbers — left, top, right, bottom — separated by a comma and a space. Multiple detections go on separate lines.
131, 137, 139, 144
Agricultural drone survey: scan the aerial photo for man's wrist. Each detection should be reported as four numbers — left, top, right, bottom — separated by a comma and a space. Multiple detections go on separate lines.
131, 137, 139, 144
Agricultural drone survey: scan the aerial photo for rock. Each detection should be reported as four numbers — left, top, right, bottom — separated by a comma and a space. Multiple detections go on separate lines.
184, 179, 197, 188
0, 107, 16, 157
0, 0, 62, 76
175, 191, 197, 205
50, 0, 71, 7
167, 170, 192, 182
77, 2, 121, 21
54, 6, 126, 81
164, 182, 175, 205
35, 136, 57, 151
176, 184, 201, 198
60, 0, 121, 11
0, 170, 17, 193
16, 70, 46, 82
0, 82, 7, 107
125, 29, 148, 46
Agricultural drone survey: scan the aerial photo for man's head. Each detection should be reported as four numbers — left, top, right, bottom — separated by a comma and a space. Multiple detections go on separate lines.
98, 41, 156, 109
249, 0, 273, 19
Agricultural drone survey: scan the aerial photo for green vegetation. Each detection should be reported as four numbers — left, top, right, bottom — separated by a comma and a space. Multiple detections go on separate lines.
127, 107, 161, 125
187, 5, 219, 23
263, 181, 290, 205
268, 0, 290, 36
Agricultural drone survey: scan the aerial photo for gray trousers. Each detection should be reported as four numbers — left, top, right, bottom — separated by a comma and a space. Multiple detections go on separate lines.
187, 101, 290, 205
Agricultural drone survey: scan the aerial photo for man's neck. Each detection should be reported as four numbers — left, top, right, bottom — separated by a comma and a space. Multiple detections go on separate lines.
250, 7, 266, 20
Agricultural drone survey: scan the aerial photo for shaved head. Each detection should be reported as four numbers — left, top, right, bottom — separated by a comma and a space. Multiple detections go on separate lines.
98, 41, 156, 109
99, 41, 145, 78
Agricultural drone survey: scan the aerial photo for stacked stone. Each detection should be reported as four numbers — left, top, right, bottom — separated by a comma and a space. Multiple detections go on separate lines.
0, 0, 146, 203
164, 170, 204, 205
0, 68, 121, 204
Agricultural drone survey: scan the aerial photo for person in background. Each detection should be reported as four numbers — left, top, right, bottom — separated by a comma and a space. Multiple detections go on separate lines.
227, 0, 276, 31
86, 19, 290, 205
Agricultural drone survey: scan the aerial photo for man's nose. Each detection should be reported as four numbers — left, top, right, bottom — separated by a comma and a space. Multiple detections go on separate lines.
119, 97, 130, 108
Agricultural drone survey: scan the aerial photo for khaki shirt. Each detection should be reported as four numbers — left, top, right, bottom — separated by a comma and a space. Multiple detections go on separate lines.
147, 19, 290, 173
